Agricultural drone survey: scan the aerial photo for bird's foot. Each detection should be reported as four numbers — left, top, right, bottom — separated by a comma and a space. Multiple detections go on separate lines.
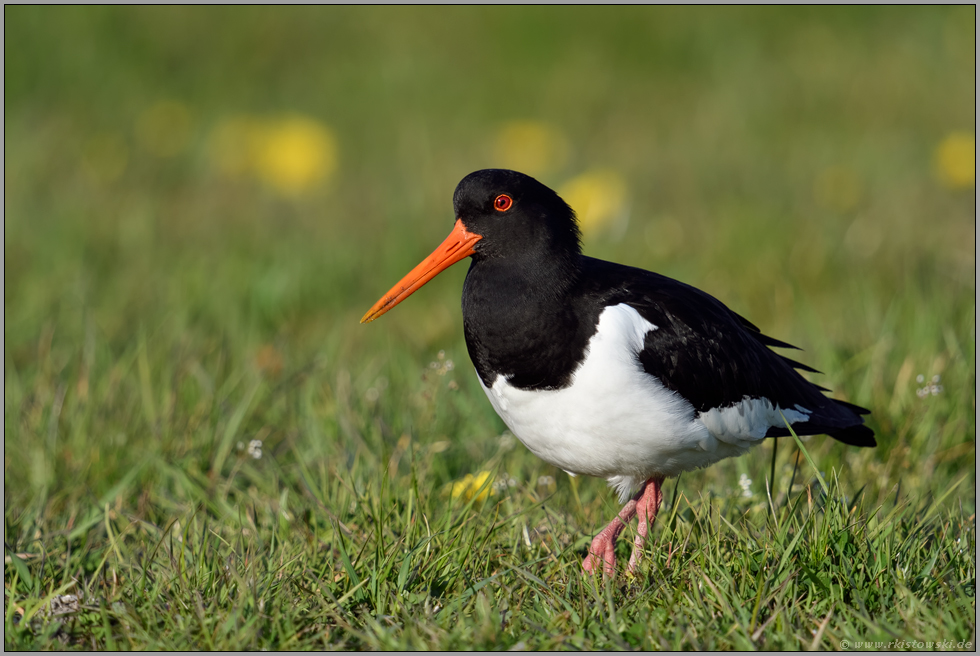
582, 534, 617, 576
582, 498, 637, 576
625, 476, 664, 574
582, 477, 665, 576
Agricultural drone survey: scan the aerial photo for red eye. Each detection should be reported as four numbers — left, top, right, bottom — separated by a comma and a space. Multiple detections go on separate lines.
494, 194, 513, 212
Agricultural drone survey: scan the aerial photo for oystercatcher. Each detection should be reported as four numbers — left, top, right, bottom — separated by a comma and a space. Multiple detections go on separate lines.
362, 169, 875, 575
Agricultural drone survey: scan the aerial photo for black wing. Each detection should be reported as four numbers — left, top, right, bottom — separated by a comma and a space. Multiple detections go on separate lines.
581, 257, 875, 447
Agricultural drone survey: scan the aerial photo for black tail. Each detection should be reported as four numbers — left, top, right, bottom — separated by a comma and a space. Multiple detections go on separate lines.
826, 422, 876, 447
825, 399, 875, 447
765, 399, 876, 447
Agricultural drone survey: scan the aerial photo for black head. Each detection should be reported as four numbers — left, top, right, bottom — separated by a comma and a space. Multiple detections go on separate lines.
361, 169, 582, 324
452, 169, 582, 263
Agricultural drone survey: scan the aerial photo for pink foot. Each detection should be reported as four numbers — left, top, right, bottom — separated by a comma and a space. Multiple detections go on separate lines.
582, 499, 636, 575
627, 477, 664, 573
582, 477, 665, 576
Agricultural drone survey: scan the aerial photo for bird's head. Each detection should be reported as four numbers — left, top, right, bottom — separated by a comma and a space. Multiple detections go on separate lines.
361, 169, 581, 323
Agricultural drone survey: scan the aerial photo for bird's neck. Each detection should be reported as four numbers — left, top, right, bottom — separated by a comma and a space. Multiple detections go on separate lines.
461, 253, 594, 391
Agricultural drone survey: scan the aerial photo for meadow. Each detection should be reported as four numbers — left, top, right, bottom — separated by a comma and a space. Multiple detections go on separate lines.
4, 6, 976, 649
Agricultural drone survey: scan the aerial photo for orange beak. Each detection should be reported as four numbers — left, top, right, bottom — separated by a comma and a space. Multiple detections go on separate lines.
360, 219, 482, 323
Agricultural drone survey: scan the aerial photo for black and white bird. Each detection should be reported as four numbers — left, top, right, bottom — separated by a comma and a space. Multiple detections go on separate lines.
362, 169, 875, 575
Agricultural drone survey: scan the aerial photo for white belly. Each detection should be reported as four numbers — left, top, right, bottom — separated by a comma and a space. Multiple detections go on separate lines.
477, 303, 810, 501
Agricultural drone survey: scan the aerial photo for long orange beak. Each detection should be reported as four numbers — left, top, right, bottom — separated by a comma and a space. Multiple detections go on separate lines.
360, 219, 482, 323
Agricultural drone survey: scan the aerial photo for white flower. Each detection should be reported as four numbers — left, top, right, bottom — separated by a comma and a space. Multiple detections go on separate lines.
916, 373, 943, 397
738, 473, 753, 498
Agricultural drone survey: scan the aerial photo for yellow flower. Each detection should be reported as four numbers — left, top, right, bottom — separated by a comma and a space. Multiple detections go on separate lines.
253, 116, 338, 196
444, 471, 495, 502
559, 169, 628, 237
207, 114, 339, 196
492, 120, 569, 177
935, 132, 975, 189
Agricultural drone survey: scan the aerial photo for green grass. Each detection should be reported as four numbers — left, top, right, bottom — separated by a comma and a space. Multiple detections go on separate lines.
4, 6, 976, 650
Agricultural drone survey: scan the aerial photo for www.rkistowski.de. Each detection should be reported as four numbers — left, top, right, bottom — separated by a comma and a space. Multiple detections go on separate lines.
840, 639, 973, 650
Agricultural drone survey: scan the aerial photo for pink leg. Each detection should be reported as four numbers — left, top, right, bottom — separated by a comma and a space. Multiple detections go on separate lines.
627, 476, 664, 573
582, 477, 665, 576
582, 498, 637, 575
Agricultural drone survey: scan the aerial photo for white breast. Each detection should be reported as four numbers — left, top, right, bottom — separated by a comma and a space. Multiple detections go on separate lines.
477, 303, 811, 501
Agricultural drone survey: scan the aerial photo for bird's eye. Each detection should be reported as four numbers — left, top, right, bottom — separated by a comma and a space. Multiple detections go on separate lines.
493, 194, 513, 212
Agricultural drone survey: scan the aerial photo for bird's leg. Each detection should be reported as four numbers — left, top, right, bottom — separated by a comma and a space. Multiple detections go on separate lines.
582, 497, 637, 575
626, 476, 664, 573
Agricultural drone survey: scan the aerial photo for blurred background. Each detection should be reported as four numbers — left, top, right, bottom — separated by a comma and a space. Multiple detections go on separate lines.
4, 6, 975, 508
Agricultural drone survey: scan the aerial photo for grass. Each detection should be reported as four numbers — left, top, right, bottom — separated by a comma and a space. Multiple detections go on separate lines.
4, 5, 976, 650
